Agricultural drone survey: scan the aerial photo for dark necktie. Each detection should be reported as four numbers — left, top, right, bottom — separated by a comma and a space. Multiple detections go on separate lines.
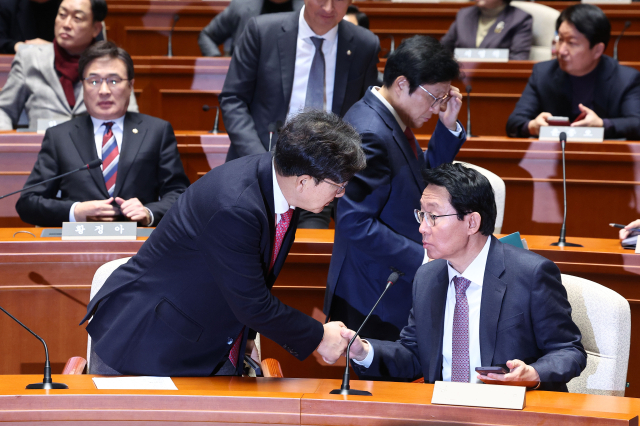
101, 122, 118, 197
451, 276, 471, 382
404, 127, 418, 159
305, 37, 325, 110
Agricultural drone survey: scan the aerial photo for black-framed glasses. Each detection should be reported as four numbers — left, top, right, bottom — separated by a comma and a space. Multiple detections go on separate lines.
82, 76, 129, 88
324, 179, 347, 195
414, 209, 470, 227
418, 85, 450, 109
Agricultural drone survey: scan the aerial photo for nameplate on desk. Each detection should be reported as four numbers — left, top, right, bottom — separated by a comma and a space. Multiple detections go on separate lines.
36, 118, 69, 134
431, 381, 526, 410
539, 126, 604, 142
454, 48, 509, 62
61, 222, 137, 240
582, 0, 630, 4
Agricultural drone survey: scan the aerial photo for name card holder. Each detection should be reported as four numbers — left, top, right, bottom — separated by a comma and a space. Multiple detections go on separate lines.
431, 381, 526, 410
62, 222, 137, 241
539, 126, 604, 142
37, 118, 69, 134
454, 48, 509, 62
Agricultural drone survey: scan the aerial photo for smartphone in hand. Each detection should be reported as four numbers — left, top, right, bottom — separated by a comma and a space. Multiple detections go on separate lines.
546, 116, 570, 126
475, 366, 508, 375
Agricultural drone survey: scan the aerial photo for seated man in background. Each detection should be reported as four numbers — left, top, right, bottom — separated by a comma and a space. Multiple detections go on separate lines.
344, 5, 369, 29
440, 0, 532, 61
325, 36, 466, 342
343, 163, 586, 391
198, 0, 303, 57
506, 4, 640, 140
0, 0, 138, 130
80, 110, 365, 376
16, 41, 190, 227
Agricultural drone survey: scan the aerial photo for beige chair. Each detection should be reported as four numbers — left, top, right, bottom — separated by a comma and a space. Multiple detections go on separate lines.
64, 257, 283, 377
561, 274, 631, 396
454, 161, 505, 234
511, 1, 560, 61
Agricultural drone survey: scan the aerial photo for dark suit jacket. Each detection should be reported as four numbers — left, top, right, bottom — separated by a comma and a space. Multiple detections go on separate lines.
353, 236, 587, 392
15, 113, 190, 227
506, 56, 640, 140
324, 89, 465, 341
198, 0, 304, 57
440, 5, 532, 60
80, 152, 325, 376
0, 0, 59, 53
219, 11, 380, 161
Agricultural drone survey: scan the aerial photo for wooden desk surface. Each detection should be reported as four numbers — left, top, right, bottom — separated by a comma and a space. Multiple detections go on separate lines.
0, 375, 637, 425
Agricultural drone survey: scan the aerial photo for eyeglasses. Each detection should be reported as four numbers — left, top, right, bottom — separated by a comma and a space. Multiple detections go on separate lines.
414, 209, 470, 227
82, 77, 129, 88
323, 179, 347, 195
418, 85, 450, 109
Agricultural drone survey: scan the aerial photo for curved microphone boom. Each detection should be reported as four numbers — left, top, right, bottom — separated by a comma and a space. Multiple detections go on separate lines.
330, 270, 402, 396
202, 105, 219, 134
167, 14, 180, 57
0, 159, 102, 200
465, 85, 474, 137
551, 132, 582, 247
613, 21, 631, 62
0, 305, 68, 389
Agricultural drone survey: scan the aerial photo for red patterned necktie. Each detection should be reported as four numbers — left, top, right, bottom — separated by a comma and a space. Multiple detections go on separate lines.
451, 276, 471, 382
404, 127, 418, 159
228, 208, 295, 368
101, 122, 118, 197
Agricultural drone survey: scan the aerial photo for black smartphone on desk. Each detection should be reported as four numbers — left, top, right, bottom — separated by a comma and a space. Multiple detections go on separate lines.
475, 366, 508, 375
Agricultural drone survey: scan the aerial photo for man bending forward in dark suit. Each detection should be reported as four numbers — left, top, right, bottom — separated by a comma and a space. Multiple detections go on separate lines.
81, 110, 366, 376
219, 0, 379, 228
16, 41, 190, 227
325, 36, 466, 342
344, 163, 586, 391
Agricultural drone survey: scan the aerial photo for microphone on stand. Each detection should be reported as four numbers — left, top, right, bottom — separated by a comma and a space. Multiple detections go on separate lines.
167, 14, 180, 58
0, 159, 102, 200
465, 85, 475, 137
0, 305, 68, 389
613, 21, 631, 62
551, 132, 582, 247
330, 270, 402, 396
202, 105, 219, 134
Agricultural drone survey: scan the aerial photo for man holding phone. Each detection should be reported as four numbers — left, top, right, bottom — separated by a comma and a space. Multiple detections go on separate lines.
342, 163, 586, 391
506, 4, 640, 139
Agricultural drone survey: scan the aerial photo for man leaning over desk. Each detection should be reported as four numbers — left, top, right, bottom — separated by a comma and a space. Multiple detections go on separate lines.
343, 163, 587, 391
15, 41, 190, 227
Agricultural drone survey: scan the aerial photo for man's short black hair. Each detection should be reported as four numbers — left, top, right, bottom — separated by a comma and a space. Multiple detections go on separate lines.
90, 0, 108, 22
383, 35, 460, 94
556, 4, 611, 49
422, 163, 496, 236
274, 110, 366, 184
79, 41, 135, 81
346, 5, 369, 30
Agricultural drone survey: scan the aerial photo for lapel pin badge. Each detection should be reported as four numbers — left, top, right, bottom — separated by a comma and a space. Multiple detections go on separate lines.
132, 128, 138, 134
495, 21, 505, 34
347, 50, 352, 56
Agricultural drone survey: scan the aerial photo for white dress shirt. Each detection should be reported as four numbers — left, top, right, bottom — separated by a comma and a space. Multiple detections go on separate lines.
354, 237, 492, 384
272, 159, 296, 223
286, 6, 338, 119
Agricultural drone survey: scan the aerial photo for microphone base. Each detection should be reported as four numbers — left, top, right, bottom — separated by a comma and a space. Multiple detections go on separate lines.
26, 382, 68, 389
329, 388, 372, 396
550, 241, 583, 247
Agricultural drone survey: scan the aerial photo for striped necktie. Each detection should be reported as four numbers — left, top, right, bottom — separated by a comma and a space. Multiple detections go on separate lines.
101, 122, 119, 197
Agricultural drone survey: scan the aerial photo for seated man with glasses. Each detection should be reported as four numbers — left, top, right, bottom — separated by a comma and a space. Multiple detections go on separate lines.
325, 35, 466, 343
16, 41, 190, 227
342, 162, 586, 391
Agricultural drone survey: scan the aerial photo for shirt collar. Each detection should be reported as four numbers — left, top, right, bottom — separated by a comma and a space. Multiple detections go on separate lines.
298, 6, 339, 43
272, 159, 295, 215
91, 115, 125, 135
447, 236, 492, 287
371, 86, 407, 132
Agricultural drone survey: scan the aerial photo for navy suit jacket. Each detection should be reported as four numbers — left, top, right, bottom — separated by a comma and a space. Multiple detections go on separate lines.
15, 113, 190, 227
81, 152, 324, 376
324, 89, 465, 339
506, 56, 640, 139
219, 11, 380, 161
353, 236, 587, 392
440, 5, 533, 60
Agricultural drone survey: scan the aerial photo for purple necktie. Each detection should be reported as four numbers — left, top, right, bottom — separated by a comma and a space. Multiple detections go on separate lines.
451, 276, 471, 382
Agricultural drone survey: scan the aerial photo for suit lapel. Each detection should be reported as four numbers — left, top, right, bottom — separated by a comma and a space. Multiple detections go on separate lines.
594, 58, 613, 118
70, 116, 108, 197
278, 12, 299, 110
479, 236, 507, 366
466, 8, 480, 48
332, 21, 354, 116
479, 7, 508, 48
427, 265, 449, 383
39, 46, 71, 113
114, 113, 145, 198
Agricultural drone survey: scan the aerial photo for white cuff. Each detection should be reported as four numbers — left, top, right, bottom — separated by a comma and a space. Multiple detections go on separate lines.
449, 122, 463, 138
351, 339, 374, 368
145, 207, 154, 227
69, 202, 80, 222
